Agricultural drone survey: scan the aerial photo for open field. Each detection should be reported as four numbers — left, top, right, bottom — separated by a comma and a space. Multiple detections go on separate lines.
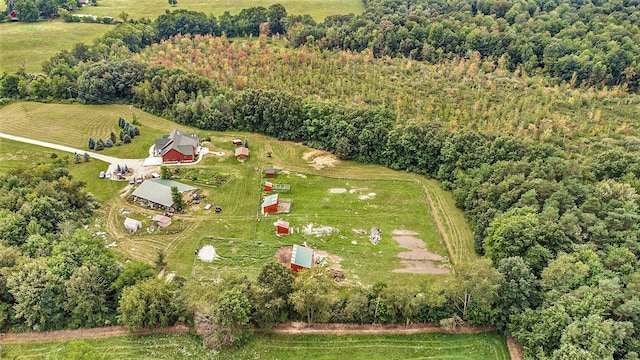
0, 102, 195, 159
0, 1, 362, 73
0, 137, 126, 202
0, 22, 113, 73
1, 334, 217, 359
77, 0, 364, 22
212, 332, 508, 360
0, 102, 472, 287
1, 332, 509, 360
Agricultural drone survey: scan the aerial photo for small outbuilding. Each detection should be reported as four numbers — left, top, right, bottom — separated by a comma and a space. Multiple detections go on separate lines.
265, 181, 273, 192
291, 245, 313, 272
262, 194, 279, 214
265, 168, 275, 178
124, 217, 142, 233
235, 147, 250, 161
232, 139, 243, 146
152, 214, 172, 229
275, 219, 290, 235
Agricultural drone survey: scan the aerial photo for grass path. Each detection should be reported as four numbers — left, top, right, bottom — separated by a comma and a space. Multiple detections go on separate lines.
417, 177, 477, 265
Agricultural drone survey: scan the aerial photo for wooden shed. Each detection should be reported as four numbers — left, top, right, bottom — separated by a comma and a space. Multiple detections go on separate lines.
291, 245, 313, 272
152, 214, 172, 229
232, 139, 243, 146
275, 219, 290, 235
265, 168, 275, 178
262, 194, 279, 214
235, 147, 250, 161
265, 181, 273, 192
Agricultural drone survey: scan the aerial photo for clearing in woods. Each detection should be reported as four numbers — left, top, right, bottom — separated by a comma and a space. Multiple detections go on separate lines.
0, 102, 474, 287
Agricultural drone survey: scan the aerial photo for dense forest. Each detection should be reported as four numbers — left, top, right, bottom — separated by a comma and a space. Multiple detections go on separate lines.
2, 0, 640, 358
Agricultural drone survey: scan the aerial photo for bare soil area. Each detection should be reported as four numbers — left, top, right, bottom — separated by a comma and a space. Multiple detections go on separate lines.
276, 246, 342, 271
0, 325, 189, 344
276, 245, 293, 264
272, 321, 495, 335
302, 150, 339, 170
392, 233, 451, 274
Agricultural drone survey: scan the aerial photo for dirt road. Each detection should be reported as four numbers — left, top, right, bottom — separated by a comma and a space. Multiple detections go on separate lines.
0, 325, 189, 344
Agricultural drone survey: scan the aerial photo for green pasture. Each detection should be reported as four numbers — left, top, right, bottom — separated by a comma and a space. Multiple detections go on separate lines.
0, 334, 216, 359
0, 102, 473, 287
0, 137, 125, 202
0, 22, 113, 73
0, 102, 196, 159
0, 332, 509, 360
77, 0, 364, 22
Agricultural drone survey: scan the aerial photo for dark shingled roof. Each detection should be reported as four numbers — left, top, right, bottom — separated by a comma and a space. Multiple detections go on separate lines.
157, 129, 199, 157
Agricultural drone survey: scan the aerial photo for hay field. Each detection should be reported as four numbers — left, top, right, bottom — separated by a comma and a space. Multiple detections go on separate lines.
1, 332, 509, 360
0, 22, 112, 73
76, 0, 364, 21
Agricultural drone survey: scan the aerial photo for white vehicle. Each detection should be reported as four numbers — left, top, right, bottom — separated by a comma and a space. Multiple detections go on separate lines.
105, 172, 111, 179
99, 171, 105, 179
151, 173, 160, 178
204, 204, 212, 210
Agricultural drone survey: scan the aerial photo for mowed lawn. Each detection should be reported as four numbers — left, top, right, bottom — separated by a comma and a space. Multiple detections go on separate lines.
77, 0, 364, 22
0, 102, 196, 159
1, 332, 509, 360
0, 102, 474, 287
0, 22, 113, 73
225, 333, 510, 360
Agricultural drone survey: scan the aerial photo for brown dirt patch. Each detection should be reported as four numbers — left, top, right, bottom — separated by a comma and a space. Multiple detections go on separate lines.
392, 235, 451, 274
275, 247, 342, 272
276, 245, 293, 264
392, 229, 419, 236
507, 337, 524, 360
302, 150, 339, 170
272, 322, 495, 335
0, 325, 189, 344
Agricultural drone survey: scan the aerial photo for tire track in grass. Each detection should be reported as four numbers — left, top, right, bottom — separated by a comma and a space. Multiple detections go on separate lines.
417, 177, 477, 266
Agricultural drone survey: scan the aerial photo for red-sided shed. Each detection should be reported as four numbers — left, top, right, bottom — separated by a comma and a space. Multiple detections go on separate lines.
265, 168, 275, 178
232, 139, 242, 146
265, 181, 273, 192
275, 219, 290, 235
291, 245, 313, 272
261, 194, 279, 214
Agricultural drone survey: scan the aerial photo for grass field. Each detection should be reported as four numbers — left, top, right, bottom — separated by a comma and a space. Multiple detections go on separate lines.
0, 22, 113, 73
0, 102, 194, 159
0, 102, 474, 288
0, 0, 363, 73
77, 0, 364, 22
1, 332, 509, 360
0, 137, 126, 202
1, 334, 217, 359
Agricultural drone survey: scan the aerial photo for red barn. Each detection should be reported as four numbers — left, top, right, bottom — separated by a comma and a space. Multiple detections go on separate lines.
261, 194, 279, 214
275, 219, 290, 235
155, 129, 199, 163
264, 181, 273, 192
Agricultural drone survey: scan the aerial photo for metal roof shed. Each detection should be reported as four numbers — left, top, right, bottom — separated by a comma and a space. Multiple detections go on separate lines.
291, 245, 313, 272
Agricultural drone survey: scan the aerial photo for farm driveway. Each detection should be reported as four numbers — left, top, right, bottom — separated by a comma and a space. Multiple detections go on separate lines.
0, 133, 210, 178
